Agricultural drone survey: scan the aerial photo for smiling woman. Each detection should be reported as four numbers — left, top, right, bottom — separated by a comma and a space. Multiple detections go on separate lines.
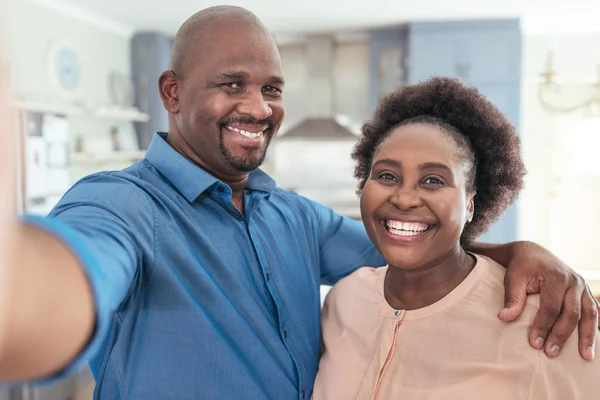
353, 78, 525, 243
311, 77, 600, 400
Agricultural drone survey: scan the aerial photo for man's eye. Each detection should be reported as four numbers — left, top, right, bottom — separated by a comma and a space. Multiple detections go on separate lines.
263, 86, 282, 94
222, 82, 241, 89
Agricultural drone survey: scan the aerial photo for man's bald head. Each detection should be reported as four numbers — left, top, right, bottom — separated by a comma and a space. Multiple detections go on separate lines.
169, 6, 273, 78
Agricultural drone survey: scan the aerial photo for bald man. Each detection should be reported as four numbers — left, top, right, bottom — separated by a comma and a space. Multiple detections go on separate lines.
0, 6, 598, 400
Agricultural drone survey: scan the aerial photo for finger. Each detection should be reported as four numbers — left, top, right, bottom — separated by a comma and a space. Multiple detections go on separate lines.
588, 287, 600, 329
590, 296, 600, 329
593, 295, 600, 330
529, 277, 566, 351
543, 282, 583, 358
577, 285, 598, 361
498, 268, 528, 322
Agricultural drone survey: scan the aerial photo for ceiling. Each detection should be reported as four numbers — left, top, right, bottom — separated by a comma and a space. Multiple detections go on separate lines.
34, 0, 600, 37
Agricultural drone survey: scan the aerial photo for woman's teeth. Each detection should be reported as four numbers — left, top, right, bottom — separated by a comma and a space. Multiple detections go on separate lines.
384, 220, 431, 236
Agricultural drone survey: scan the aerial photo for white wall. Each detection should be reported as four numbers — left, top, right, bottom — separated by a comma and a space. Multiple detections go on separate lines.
6, 0, 131, 105
6, 0, 135, 214
520, 31, 600, 291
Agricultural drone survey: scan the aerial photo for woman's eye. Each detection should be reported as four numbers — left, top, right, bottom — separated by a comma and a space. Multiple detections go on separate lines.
377, 172, 398, 182
422, 177, 445, 186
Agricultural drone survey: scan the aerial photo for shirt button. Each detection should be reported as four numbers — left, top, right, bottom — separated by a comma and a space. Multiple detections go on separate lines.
266, 272, 271, 281
302, 390, 306, 399
283, 330, 288, 339
217, 186, 225, 193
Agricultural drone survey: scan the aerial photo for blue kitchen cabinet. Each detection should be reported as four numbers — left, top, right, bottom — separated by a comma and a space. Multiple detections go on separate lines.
475, 82, 521, 244
369, 27, 409, 114
407, 19, 522, 243
408, 19, 521, 85
131, 32, 174, 149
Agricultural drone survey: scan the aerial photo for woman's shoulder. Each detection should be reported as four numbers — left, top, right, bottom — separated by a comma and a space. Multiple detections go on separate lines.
465, 254, 543, 333
462, 255, 600, 398
327, 266, 385, 300
472, 253, 542, 310
340, 265, 385, 285
322, 266, 387, 322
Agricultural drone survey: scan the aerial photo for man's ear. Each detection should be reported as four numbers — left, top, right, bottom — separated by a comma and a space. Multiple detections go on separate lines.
158, 70, 180, 114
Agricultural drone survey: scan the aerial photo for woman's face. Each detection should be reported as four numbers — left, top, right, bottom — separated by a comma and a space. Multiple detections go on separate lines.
360, 123, 475, 270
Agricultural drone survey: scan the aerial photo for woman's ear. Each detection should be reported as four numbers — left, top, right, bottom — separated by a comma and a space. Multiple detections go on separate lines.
466, 191, 476, 223
158, 70, 180, 114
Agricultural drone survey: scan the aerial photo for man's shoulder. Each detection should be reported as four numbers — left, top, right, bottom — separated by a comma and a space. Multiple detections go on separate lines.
69, 172, 146, 200
75, 160, 153, 187
269, 187, 321, 214
269, 187, 340, 218
50, 164, 158, 218
270, 186, 306, 202
71, 160, 157, 195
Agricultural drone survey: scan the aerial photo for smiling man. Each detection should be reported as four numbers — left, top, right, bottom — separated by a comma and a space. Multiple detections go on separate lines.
0, 6, 598, 400
159, 10, 286, 212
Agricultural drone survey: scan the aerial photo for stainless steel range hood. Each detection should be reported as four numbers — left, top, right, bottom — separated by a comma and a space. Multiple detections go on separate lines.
279, 35, 358, 141
272, 35, 361, 220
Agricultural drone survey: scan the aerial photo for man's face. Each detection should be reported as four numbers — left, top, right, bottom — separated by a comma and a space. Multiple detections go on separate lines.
171, 25, 285, 175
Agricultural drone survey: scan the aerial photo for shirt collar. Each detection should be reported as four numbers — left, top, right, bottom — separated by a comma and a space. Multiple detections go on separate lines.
145, 132, 276, 202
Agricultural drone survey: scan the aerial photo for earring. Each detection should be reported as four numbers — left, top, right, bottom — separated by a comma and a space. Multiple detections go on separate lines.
467, 213, 473, 223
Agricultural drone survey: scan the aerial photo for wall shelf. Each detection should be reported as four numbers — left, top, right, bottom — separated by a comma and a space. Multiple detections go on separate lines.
70, 150, 146, 165
10, 99, 149, 122
10, 99, 85, 116
93, 106, 149, 122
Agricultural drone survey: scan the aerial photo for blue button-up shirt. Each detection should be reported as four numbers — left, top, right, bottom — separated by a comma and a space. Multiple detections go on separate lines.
29, 133, 384, 399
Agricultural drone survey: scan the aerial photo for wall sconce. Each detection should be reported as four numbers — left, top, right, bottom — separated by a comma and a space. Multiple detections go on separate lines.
539, 50, 600, 113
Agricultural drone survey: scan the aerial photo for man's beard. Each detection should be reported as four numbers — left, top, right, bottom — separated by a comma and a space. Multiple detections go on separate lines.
219, 129, 272, 172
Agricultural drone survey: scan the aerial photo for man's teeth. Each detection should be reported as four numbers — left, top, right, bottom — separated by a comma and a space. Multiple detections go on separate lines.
227, 125, 265, 139
385, 220, 431, 236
